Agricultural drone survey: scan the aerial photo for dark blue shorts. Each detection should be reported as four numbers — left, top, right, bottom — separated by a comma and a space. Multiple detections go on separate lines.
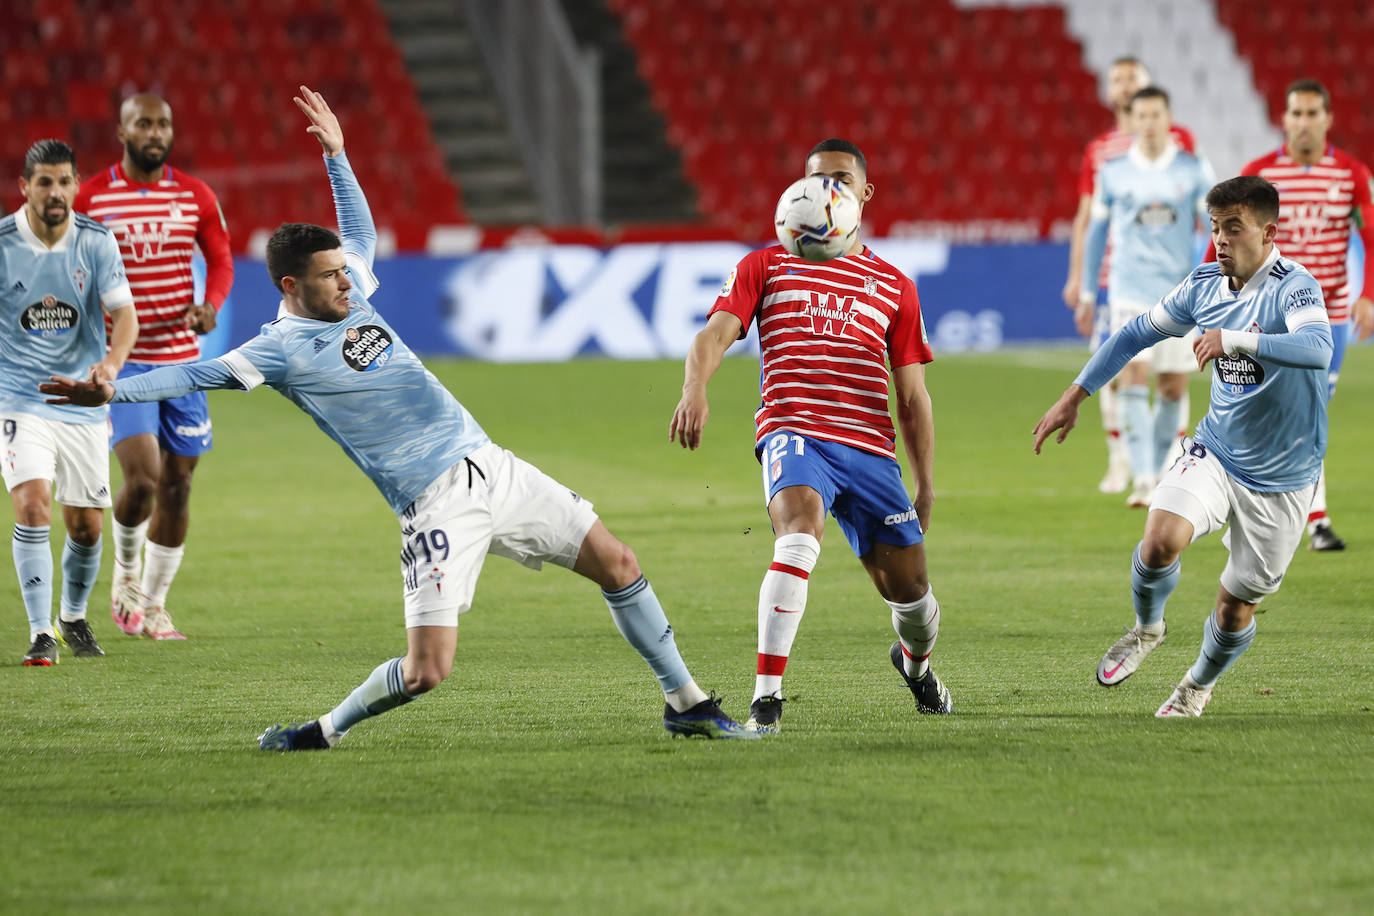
109, 363, 213, 457
757, 432, 923, 559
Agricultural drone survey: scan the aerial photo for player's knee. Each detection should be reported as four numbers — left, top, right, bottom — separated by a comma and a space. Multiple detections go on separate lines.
404, 659, 450, 695
1138, 536, 1181, 568
121, 469, 159, 504
602, 541, 641, 591
157, 470, 195, 509
64, 513, 102, 545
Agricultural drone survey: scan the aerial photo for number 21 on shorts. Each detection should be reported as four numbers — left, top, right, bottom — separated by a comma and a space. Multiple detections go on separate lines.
765, 433, 805, 483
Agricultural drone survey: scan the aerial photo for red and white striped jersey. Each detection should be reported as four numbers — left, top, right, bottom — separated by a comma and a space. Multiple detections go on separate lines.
1240, 145, 1374, 323
1078, 123, 1197, 287
75, 163, 233, 363
709, 245, 932, 460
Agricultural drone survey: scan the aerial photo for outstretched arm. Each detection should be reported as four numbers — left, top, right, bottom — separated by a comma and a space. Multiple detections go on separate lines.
669, 311, 742, 450
294, 85, 377, 269
42, 359, 246, 407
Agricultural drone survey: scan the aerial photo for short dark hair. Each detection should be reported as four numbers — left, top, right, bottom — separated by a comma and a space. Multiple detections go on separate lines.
23, 139, 77, 180
1128, 86, 1170, 109
265, 223, 342, 291
1285, 78, 1331, 112
807, 138, 867, 176
1205, 175, 1280, 225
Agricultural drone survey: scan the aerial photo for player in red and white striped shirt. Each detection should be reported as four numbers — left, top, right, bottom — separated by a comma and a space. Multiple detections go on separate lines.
1063, 57, 1197, 495
1233, 79, 1374, 551
670, 139, 951, 732
74, 94, 234, 638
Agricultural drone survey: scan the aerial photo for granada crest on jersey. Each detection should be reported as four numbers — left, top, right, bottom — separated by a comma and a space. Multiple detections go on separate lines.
341, 323, 394, 372
863, 276, 877, 297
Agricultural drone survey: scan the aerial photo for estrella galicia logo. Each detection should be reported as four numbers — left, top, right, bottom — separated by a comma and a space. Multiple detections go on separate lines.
21, 295, 79, 337
341, 323, 394, 372
1215, 353, 1265, 392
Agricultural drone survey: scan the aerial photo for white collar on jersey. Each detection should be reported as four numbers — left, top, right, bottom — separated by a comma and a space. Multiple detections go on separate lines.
1228, 245, 1283, 297
1127, 139, 1179, 171
15, 203, 73, 254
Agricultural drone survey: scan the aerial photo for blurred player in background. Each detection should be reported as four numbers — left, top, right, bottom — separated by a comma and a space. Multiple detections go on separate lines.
2, 140, 138, 664
671, 139, 951, 735
1232, 79, 1374, 551
75, 94, 234, 637
1036, 176, 1330, 717
47, 88, 753, 746
1063, 56, 1197, 494
1081, 87, 1214, 508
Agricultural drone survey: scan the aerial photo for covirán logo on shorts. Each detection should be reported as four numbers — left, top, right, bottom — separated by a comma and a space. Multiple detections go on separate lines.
20, 296, 79, 337
341, 324, 394, 372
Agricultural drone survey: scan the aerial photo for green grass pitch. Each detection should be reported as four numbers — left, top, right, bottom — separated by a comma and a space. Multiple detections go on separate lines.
3, 347, 1372, 913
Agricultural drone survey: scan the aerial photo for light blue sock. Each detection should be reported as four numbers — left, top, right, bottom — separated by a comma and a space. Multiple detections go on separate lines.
603, 576, 692, 692
329, 657, 414, 734
59, 536, 101, 622
1188, 612, 1256, 688
1131, 543, 1179, 628
13, 525, 52, 635
1120, 385, 1153, 478
1152, 396, 1184, 474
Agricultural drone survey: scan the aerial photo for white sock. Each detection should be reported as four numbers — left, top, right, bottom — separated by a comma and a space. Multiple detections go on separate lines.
141, 541, 185, 608
890, 591, 940, 678
754, 533, 820, 701
1100, 386, 1126, 467
664, 681, 710, 713
316, 712, 346, 747
113, 518, 149, 579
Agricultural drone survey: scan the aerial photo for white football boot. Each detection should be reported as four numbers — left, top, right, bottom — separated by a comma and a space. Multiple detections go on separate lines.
1155, 674, 1213, 717
142, 605, 186, 641
1097, 624, 1166, 686
110, 564, 146, 636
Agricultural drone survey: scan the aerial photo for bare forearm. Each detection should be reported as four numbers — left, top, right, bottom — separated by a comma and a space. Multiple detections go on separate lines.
107, 308, 139, 368
897, 394, 934, 497
683, 328, 727, 394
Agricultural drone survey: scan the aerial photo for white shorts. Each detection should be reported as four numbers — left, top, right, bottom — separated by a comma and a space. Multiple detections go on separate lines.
399, 441, 599, 628
1151, 439, 1315, 604
0, 412, 111, 508
1110, 300, 1198, 373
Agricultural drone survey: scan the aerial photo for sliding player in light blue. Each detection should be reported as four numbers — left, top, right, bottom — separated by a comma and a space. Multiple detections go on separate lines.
1081, 86, 1215, 508
44, 87, 754, 744
2, 139, 138, 666
1036, 175, 1331, 717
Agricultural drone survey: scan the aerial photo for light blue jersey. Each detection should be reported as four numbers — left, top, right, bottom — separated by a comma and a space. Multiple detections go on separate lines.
106, 153, 489, 514
1083, 143, 1216, 305
1077, 246, 1331, 491
0, 208, 133, 423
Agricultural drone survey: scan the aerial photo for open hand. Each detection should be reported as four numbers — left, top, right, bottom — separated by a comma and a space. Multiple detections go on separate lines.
293, 85, 343, 156
40, 375, 114, 407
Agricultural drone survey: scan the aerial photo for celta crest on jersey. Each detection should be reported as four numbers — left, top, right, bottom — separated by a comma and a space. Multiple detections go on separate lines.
121, 221, 172, 262
342, 324, 394, 372
72, 268, 87, 294
805, 291, 856, 338
21, 296, 79, 337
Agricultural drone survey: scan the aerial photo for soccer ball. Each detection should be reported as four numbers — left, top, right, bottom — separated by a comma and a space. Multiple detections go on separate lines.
774, 176, 861, 261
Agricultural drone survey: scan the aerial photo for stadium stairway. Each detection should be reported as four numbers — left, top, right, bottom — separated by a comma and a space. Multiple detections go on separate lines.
378, 0, 540, 225
559, 0, 698, 223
